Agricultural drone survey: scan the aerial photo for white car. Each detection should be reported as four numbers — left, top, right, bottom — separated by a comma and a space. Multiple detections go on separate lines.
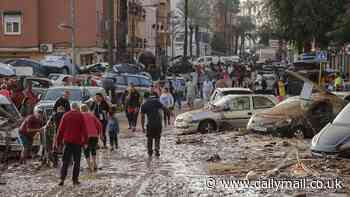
193, 56, 219, 66
48, 73, 73, 86
220, 56, 240, 63
175, 94, 278, 134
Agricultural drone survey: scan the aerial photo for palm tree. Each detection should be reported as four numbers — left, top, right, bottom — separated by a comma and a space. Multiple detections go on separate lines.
177, 0, 210, 57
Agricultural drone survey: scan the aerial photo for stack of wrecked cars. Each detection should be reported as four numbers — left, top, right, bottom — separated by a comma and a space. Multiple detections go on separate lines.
247, 70, 346, 139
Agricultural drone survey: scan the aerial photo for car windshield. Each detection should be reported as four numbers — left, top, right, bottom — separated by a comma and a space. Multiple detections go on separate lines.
333, 104, 350, 126
213, 96, 231, 107
44, 88, 82, 101
0, 103, 20, 120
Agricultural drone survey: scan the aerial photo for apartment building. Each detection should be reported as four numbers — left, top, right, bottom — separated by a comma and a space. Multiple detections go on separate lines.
0, 0, 108, 65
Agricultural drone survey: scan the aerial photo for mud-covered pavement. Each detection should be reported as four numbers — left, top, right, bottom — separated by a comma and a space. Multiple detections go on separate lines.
0, 113, 350, 196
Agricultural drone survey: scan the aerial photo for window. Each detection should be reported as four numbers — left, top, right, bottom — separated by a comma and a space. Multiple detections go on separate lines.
115, 76, 126, 85
229, 97, 250, 111
127, 76, 141, 86
253, 96, 275, 109
3, 14, 21, 35
139, 78, 152, 87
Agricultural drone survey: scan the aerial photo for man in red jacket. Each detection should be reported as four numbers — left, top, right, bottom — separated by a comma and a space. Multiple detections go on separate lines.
55, 103, 88, 186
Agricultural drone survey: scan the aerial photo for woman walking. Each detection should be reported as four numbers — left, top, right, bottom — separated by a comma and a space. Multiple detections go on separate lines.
125, 84, 140, 132
159, 88, 174, 126
80, 104, 102, 172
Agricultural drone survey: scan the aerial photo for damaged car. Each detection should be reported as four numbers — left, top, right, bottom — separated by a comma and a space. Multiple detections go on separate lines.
175, 94, 277, 134
0, 95, 39, 155
311, 103, 350, 158
247, 71, 346, 138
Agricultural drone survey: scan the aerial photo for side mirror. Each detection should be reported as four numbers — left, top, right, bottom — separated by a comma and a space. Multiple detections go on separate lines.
38, 94, 42, 100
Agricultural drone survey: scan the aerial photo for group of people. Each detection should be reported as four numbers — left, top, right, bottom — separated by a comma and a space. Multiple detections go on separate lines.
18, 90, 120, 185
16, 82, 172, 186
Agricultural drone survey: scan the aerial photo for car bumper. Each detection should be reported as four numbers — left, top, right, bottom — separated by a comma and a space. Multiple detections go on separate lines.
175, 121, 198, 133
247, 123, 292, 135
311, 150, 339, 158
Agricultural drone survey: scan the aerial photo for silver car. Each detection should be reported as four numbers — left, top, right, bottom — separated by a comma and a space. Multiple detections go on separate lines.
36, 86, 90, 117
175, 94, 277, 134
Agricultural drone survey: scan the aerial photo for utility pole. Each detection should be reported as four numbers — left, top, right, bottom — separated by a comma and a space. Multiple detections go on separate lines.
183, 0, 188, 57
107, 0, 114, 68
155, 6, 161, 77
131, 0, 136, 63
70, 0, 76, 73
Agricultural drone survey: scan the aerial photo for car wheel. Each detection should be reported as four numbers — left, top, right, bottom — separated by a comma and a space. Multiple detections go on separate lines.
293, 126, 314, 139
62, 67, 70, 74
293, 127, 305, 139
198, 120, 216, 134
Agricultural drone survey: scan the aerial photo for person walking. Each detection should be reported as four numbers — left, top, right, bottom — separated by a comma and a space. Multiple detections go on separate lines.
141, 92, 167, 158
80, 104, 102, 172
107, 108, 120, 151
54, 90, 71, 113
55, 103, 88, 186
172, 77, 182, 109
90, 93, 110, 148
159, 88, 174, 126
202, 78, 214, 102
186, 79, 196, 109
44, 106, 66, 167
125, 84, 140, 132
18, 107, 45, 164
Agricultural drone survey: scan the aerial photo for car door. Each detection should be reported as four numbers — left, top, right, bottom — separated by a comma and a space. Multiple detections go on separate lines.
222, 96, 252, 128
252, 96, 276, 114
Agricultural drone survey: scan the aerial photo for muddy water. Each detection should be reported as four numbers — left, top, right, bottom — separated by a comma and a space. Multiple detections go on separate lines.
0, 127, 349, 197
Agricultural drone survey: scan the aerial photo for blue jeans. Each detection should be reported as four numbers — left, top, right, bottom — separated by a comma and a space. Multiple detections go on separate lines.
174, 92, 182, 109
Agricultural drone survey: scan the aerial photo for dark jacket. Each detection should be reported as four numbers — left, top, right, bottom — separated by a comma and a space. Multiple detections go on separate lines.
90, 100, 110, 123
125, 91, 140, 108
54, 97, 70, 112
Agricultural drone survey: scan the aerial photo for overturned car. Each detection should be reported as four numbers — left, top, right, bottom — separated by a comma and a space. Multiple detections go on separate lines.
247, 70, 346, 138
247, 93, 345, 138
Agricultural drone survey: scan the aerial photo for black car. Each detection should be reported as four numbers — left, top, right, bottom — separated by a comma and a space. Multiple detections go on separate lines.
104, 73, 152, 96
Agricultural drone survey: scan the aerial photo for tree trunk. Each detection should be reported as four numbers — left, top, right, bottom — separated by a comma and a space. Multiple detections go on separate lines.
234, 34, 239, 55
189, 25, 193, 57
183, 0, 188, 57
240, 34, 245, 55
195, 25, 200, 57
224, 6, 227, 55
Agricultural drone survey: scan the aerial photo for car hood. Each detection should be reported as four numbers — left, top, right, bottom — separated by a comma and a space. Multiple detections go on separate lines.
177, 109, 220, 122
312, 123, 350, 152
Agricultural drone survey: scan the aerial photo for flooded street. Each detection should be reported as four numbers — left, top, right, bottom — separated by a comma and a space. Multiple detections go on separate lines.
0, 112, 349, 197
